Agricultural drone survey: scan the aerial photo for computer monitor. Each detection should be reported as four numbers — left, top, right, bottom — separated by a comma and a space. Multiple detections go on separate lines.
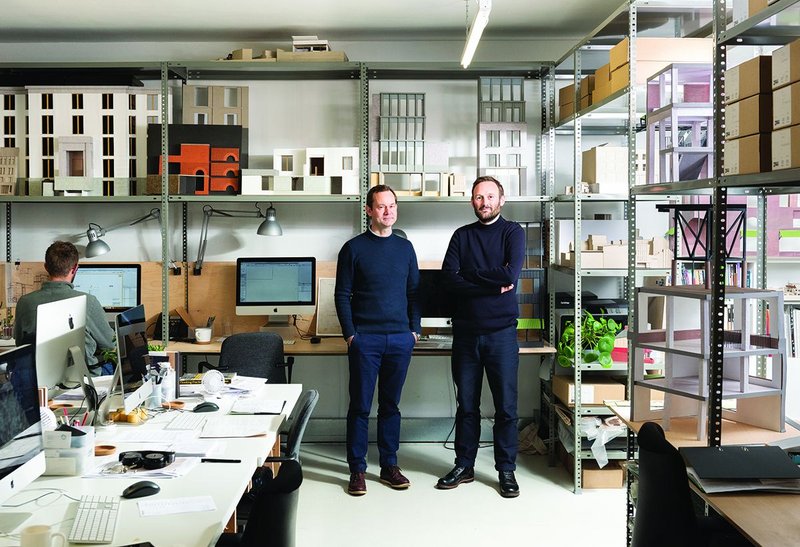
35, 295, 89, 390
72, 263, 141, 312
0, 344, 46, 531
418, 269, 453, 328
235, 257, 317, 321
112, 305, 153, 413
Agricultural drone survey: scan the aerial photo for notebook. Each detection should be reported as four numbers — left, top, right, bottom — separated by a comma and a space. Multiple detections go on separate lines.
679, 445, 800, 480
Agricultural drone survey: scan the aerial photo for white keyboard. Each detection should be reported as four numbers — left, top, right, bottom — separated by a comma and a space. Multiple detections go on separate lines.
416, 334, 453, 350
164, 412, 207, 430
69, 495, 119, 544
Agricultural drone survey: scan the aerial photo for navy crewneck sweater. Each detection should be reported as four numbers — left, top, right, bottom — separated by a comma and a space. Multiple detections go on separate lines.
442, 216, 525, 334
334, 230, 420, 340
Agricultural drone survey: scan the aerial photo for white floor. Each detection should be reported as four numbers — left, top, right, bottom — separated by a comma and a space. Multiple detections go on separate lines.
296, 443, 627, 547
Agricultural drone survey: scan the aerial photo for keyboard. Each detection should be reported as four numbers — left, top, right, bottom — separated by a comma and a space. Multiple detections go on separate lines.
69, 495, 119, 544
416, 334, 453, 350
164, 412, 208, 430
283, 339, 296, 345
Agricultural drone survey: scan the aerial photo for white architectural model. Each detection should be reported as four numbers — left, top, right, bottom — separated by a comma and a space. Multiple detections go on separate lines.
182, 85, 249, 127
0, 147, 19, 195
0, 85, 163, 196
241, 147, 359, 195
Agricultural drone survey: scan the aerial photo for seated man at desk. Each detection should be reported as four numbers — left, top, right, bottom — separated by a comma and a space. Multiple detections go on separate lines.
14, 241, 115, 375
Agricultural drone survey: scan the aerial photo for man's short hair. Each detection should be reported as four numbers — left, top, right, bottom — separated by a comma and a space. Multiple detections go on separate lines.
44, 241, 79, 277
366, 184, 397, 208
472, 176, 505, 198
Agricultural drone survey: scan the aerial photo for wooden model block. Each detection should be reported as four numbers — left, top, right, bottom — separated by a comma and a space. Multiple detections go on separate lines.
231, 49, 253, 60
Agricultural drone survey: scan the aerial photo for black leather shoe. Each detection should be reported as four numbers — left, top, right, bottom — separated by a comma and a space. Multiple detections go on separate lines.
436, 466, 474, 490
499, 470, 519, 498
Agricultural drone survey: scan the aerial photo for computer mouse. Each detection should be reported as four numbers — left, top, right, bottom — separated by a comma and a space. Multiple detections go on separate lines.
122, 480, 161, 499
193, 401, 220, 413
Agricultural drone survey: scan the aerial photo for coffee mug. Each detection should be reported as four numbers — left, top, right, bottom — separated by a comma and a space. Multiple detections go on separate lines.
194, 327, 212, 343
20, 525, 66, 547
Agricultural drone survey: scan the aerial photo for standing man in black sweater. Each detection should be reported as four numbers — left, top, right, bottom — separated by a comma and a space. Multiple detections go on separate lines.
436, 176, 525, 498
335, 184, 421, 496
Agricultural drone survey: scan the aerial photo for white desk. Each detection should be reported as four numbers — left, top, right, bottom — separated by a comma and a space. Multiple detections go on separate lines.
0, 382, 302, 547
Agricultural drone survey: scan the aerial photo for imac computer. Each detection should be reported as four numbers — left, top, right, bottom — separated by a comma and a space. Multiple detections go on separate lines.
236, 257, 316, 325
35, 295, 90, 391
72, 264, 141, 314
111, 305, 153, 413
418, 269, 453, 329
0, 344, 46, 531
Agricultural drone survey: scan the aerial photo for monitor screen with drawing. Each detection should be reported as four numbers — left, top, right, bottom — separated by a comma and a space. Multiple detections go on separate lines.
0, 344, 46, 528
72, 263, 141, 312
236, 257, 316, 320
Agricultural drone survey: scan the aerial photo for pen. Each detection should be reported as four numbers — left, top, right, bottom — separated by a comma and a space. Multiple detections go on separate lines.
201, 458, 241, 463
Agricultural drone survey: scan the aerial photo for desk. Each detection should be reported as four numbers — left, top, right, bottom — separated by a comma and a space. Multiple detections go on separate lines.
0, 383, 302, 547
608, 401, 800, 546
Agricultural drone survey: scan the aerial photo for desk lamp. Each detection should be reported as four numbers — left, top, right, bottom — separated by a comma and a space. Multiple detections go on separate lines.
194, 203, 282, 275
84, 208, 181, 274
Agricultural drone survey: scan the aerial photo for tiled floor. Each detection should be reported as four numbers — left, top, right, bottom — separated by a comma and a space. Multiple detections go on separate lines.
295, 442, 626, 546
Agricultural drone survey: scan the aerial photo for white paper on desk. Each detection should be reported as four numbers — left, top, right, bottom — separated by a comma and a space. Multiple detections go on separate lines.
84, 457, 200, 479
230, 398, 286, 415
111, 430, 197, 444
200, 415, 269, 438
137, 495, 216, 517
230, 376, 267, 392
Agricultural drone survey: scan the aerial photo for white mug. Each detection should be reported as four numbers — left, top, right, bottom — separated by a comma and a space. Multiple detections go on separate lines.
194, 327, 212, 343
20, 525, 66, 547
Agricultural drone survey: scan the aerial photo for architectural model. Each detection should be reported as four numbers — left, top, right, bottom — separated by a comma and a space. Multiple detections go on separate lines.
0, 86, 163, 196
182, 85, 249, 127
241, 147, 359, 195
0, 147, 19, 195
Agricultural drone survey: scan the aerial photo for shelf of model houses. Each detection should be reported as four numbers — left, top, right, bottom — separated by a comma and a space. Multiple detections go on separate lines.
630, 284, 787, 441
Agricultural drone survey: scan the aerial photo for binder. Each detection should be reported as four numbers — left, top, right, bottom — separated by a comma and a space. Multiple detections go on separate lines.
679, 445, 800, 480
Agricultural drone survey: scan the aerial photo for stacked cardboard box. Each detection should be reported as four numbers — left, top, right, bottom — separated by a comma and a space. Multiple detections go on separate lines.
723, 56, 773, 175
558, 83, 576, 122
608, 37, 713, 92
772, 39, 800, 171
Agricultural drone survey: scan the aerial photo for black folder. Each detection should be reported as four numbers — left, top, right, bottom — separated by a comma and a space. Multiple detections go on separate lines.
679, 445, 800, 480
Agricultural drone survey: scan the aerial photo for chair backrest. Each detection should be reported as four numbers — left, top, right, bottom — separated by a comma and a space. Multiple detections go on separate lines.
240, 459, 303, 547
632, 422, 699, 547
283, 389, 319, 461
219, 332, 286, 384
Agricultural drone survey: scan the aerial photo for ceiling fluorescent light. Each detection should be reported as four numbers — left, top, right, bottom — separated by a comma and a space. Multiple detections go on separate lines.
461, 0, 492, 69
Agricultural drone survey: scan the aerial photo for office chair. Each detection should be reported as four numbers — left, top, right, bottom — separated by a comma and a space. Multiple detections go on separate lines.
217, 459, 303, 547
199, 332, 294, 384
632, 421, 750, 547
265, 389, 319, 463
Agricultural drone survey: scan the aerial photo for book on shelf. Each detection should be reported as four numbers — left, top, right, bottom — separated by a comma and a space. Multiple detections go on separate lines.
180, 372, 237, 385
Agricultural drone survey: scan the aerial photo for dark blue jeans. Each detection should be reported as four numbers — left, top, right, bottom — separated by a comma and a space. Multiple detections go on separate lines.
346, 332, 415, 473
451, 324, 519, 471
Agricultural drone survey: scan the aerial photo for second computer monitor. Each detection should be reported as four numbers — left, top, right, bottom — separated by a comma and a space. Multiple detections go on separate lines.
113, 304, 153, 413
418, 269, 453, 328
72, 264, 141, 312
235, 257, 316, 318
35, 295, 88, 390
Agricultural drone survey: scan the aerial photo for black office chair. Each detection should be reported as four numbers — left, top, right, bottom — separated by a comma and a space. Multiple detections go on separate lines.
217, 459, 303, 547
199, 332, 294, 384
633, 422, 750, 547
265, 389, 319, 463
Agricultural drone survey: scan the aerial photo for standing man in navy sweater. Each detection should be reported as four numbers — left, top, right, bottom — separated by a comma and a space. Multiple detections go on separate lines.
436, 176, 525, 498
335, 184, 421, 496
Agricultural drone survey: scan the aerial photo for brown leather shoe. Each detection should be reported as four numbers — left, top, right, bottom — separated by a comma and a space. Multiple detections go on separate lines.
348, 472, 366, 496
380, 466, 411, 489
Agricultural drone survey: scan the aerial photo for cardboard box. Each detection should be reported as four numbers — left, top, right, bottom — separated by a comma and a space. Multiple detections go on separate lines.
723, 133, 771, 175
773, 81, 800, 129
592, 85, 609, 104
725, 94, 772, 139
552, 374, 626, 407
609, 37, 712, 72
725, 56, 772, 104
611, 61, 682, 91
772, 125, 800, 171
772, 39, 800, 90
579, 94, 590, 110
276, 49, 348, 62
559, 84, 576, 106
557, 442, 624, 489
580, 75, 595, 98
595, 63, 611, 86
559, 101, 575, 121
